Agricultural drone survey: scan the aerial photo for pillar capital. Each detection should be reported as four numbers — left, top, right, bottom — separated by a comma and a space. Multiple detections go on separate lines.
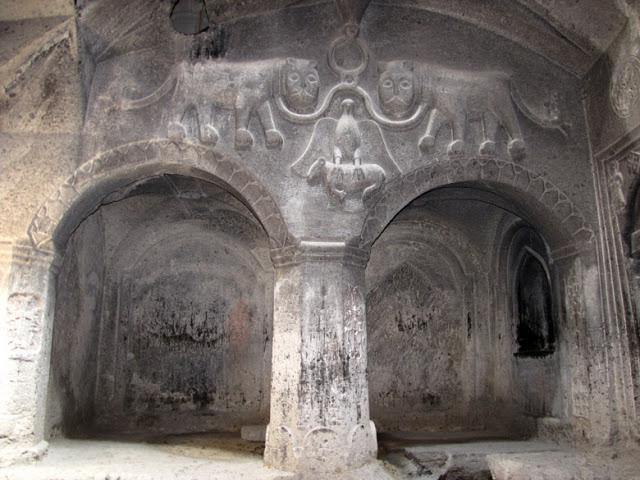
270, 240, 369, 268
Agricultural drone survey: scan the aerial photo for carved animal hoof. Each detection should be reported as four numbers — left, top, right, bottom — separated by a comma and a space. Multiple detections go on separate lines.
447, 139, 465, 156
168, 122, 187, 142
331, 189, 347, 202
508, 138, 526, 160
265, 129, 284, 149
419, 134, 436, 152
201, 124, 220, 145
235, 129, 254, 150
479, 140, 496, 156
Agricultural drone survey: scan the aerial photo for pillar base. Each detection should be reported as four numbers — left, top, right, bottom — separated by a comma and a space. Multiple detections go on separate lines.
265, 421, 377, 473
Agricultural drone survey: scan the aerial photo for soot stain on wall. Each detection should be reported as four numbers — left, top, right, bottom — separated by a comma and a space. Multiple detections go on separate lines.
49, 176, 274, 436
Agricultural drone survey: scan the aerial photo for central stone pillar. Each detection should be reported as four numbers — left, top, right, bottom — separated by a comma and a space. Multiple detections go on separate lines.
264, 241, 377, 474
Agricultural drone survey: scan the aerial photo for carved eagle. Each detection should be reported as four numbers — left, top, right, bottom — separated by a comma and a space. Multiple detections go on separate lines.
291, 102, 401, 179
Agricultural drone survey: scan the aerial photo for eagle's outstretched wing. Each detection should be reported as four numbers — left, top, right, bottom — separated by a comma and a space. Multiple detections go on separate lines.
290, 118, 337, 178
290, 117, 402, 179
358, 119, 402, 178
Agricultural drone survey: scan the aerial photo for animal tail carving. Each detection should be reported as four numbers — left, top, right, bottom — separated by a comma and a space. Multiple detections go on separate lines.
119, 69, 178, 111
510, 80, 570, 138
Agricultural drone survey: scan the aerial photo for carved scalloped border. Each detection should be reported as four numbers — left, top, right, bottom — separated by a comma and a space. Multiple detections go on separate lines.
359, 156, 595, 248
27, 140, 293, 251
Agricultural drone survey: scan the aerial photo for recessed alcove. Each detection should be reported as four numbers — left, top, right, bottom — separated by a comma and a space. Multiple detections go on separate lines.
45, 174, 274, 439
367, 184, 563, 442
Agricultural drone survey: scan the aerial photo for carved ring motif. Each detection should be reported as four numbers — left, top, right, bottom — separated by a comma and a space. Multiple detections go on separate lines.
611, 55, 640, 118
328, 23, 369, 84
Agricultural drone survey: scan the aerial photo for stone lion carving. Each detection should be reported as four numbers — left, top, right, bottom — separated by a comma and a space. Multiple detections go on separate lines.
377, 61, 526, 159
377, 60, 420, 120
120, 57, 319, 150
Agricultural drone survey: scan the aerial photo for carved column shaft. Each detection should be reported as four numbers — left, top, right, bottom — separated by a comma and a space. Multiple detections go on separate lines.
0, 240, 59, 465
264, 241, 377, 474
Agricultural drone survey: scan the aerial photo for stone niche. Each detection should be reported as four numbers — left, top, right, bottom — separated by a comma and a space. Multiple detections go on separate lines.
366, 186, 561, 438
45, 175, 274, 437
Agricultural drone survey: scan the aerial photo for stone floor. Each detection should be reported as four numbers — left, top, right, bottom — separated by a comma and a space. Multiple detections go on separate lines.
0, 434, 291, 480
379, 435, 640, 480
1, 433, 639, 479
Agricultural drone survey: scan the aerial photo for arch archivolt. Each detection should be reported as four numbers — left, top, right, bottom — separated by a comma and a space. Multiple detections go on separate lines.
360, 156, 594, 249
26, 140, 292, 251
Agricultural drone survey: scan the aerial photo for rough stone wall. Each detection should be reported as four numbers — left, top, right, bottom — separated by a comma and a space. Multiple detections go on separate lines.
46, 210, 105, 436
366, 215, 475, 433
0, 11, 83, 241
366, 190, 562, 436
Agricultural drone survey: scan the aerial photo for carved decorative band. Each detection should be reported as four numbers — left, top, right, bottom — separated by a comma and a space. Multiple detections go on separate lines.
265, 420, 377, 472
271, 241, 369, 268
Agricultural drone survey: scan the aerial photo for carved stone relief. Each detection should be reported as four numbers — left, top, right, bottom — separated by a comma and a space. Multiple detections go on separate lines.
606, 150, 640, 258
291, 98, 398, 210
609, 159, 628, 213
417, 67, 527, 158
611, 49, 640, 118
510, 86, 570, 138
120, 58, 320, 150
106, 9, 572, 213
606, 150, 640, 217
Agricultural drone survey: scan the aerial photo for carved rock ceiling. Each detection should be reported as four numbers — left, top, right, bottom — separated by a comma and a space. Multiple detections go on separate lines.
0, 0, 627, 76
200, 0, 626, 76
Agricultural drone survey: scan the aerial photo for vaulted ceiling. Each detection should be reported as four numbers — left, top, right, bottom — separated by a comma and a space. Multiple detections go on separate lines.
0, 0, 629, 77
194, 0, 627, 76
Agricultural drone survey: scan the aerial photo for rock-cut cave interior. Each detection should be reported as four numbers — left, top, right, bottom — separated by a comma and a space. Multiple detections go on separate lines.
1, 0, 640, 479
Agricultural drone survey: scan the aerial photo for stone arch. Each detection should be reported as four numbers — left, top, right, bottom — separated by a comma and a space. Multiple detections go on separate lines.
359, 157, 594, 250
490, 215, 568, 424
27, 139, 292, 252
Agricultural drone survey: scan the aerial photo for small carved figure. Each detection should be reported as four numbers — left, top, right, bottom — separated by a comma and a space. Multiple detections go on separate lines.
627, 151, 640, 176
377, 60, 420, 119
120, 58, 319, 150
415, 67, 526, 159
610, 161, 627, 212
